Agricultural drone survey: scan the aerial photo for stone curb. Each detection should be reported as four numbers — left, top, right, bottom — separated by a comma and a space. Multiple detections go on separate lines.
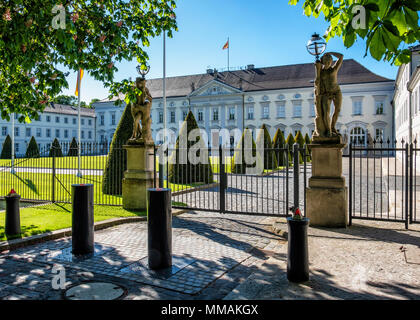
0, 208, 188, 253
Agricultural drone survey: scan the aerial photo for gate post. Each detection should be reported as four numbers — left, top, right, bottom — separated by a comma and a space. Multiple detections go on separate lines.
293, 143, 299, 210
409, 143, 413, 224
349, 143, 352, 226
219, 145, 226, 213
405, 143, 409, 229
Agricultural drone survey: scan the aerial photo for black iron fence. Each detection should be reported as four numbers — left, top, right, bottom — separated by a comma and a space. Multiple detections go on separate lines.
349, 139, 420, 228
0, 140, 125, 206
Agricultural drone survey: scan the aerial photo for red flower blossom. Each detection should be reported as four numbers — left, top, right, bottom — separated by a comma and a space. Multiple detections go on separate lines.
3, 8, 12, 21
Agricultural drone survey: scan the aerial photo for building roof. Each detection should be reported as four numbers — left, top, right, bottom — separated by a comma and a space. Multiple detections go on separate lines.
43, 103, 96, 117
98, 59, 393, 102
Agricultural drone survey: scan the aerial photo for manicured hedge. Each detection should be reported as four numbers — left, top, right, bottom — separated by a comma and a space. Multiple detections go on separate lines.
25, 136, 40, 158
68, 137, 78, 157
273, 128, 286, 166
231, 128, 260, 174
0, 135, 12, 159
256, 124, 277, 169
102, 103, 132, 195
295, 131, 305, 164
168, 111, 213, 184
49, 138, 63, 157
285, 133, 295, 163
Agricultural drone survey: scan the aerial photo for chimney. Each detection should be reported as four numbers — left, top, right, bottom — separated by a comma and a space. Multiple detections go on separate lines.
247, 64, 255, 70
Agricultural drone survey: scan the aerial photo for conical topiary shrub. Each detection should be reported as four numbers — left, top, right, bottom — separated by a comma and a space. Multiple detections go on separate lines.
304, 133, 312, 162
25, 136, 40, 158
231, 128, 262, 174
49, 138, 63, 157
295, 130, 305, 164
0, 135, 12, 159
285, 133, 295, 164
102, 103, 133, 195
256, 124, 277, 170
273, 128, 286, 166
168, 111, 213, 184
68, 137, 78, 157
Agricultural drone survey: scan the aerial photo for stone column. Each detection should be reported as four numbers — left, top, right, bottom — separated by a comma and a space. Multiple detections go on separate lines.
306, 143, 348, 227
122, 142, 155, 211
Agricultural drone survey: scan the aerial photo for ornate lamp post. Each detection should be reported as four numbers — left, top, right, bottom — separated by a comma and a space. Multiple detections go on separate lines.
136, 64, 150, 79
306, 33, 327, 61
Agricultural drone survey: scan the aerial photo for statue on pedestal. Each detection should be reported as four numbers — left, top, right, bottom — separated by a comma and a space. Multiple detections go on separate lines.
129, 76, 153, 145
313, 52, 343, 141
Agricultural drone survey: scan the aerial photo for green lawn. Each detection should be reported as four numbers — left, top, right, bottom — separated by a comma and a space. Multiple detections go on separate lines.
0, 155, 108, 170
0, 203, 145, 241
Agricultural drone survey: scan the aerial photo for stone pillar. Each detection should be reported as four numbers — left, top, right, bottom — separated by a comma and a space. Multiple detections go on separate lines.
122, 142, 155, 210
306, 143, 348, 227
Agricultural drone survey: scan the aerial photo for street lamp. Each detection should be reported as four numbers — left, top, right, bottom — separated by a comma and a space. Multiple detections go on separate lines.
306, 33, 327, 61
136, 64, 150, 79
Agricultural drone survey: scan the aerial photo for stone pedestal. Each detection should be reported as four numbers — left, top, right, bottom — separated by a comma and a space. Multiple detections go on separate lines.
122, 143, 155, 210
306, 143, 348, 227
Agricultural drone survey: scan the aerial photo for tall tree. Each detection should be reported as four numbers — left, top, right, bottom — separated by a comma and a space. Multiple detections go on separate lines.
0, 1, 178, 122
289, 0, 420, 65
25, 136, 40, 158
256, 124, 278, 170
49, 138, 63, 157
68, 137, 78, 156
273, 128, 287, 166
0, 135, 12, 159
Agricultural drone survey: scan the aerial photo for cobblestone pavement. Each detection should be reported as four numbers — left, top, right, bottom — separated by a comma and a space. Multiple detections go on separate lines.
0, 211, 283, 300
225, 219, 420, 300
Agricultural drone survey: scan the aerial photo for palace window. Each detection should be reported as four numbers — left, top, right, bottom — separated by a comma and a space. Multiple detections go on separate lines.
309, 102, 315, 117
111, 113, 116, 125
375, 128, 384, 141
262, 105, 269, 119
64, 130, 68, 139
198, 110, 203, 122
293, 103, 302, 117
213, 108, 219, 121
158, 111, 163, 123
15, 127, 19, 137
248, 106, 254, 120
46, 129, 51, 138
100, 114, 104, 126
88, 131, 92, 139
350, 127, 365, 146
56, 129, 60, 138
229, 107, 235, 120
73, 118, 77, 125
353, 100, 362, 115
55, 116, 60, 123
170, 111, 176, 123
15, 143, 19, 154
26, 128, 31, 137
81, 119, 85, 126
36, 128, 41, 137
2, 127, 6, 136
88, 119, 92, 126
375, 101, 384, 114
276, 104, 285, 118
46, 115, 51, 122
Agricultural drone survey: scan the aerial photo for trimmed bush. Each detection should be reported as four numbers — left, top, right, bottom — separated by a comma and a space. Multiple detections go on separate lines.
304, 133, 312, 161
273, 129, 286, 166
68, 137, 78, 157
295, 131, 305, 164
102, 103, 133, 195
231, 128, 261, 174
285, 133, 295, 163
168, 111, 213, 184
0, 135, 12, 159
25, 136, 40, 158
49, 138, 63, 157
256, 124, 277, 169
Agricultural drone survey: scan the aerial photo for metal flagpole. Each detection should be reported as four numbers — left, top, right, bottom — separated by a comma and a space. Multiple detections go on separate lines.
11, 113, 15, 174
77, 70, 82, 178
227, 37, 230, 71
163, 31, 167, 184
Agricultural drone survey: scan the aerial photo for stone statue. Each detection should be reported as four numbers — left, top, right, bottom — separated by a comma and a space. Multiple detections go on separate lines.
313, 52, 343, 141
129, 77, 153, 144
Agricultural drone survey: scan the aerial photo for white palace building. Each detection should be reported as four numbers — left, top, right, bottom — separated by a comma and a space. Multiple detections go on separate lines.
94, 59, 395, 149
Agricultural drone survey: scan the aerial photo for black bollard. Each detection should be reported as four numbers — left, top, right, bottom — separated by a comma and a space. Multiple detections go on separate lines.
148, 188, 172, 270
5, 190, 21, 236
71, 184, 94, 255
287, 217, 309, 282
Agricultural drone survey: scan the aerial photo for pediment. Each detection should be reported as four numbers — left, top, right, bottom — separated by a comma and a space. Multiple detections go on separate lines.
189, 79, 242, 97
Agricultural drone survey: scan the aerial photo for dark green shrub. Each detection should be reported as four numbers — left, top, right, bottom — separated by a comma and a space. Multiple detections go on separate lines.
0, 135, 12, 159
25, 136, 40, 158
285, 133, 295, 163
68, 137, 78, 157
273, 129, 286, 166
102, 103, 133, 195
295, 131, 305, 164
256, 124, 277, 169
304, 133, 312, 161
49, 138, 63, 157
168, 111, 213, 184
231, 128, 260, 174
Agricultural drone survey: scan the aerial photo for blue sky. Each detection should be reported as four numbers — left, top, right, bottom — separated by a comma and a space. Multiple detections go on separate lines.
62, 0, 399, 103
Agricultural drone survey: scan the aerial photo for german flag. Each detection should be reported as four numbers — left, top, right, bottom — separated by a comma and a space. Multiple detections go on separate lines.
75, 69, 84, 96
222, 40, 229, 50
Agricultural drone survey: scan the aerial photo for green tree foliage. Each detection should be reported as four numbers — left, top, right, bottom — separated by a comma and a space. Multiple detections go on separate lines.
102, 103, 133, 195
0, 135, 12, 159
49, 138, 63, 157
289, 0, 420, 65
295, 130, 305, 164
285, 133, 295, 163
53, 95, 88, 107
25, 136, 40, 158
256, 124, 278, 169
231, 128, 259, 174
0, 1, 178, 122
304, 133, 312, 161
68, 137, 78, 157
273, 129, 287, 166
168, 111, 213, 184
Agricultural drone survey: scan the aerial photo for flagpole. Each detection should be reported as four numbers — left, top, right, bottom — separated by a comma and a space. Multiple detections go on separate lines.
77, 71, 82, 178
227, 37, 230, 71
11, 113, 15, 174
163, 31, 167, 184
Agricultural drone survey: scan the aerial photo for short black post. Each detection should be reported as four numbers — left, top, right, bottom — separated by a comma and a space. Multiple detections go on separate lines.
148, 188, 172, 270
287, 217, 309, 282
5, 190, 21, 236
71, 184, 94, 255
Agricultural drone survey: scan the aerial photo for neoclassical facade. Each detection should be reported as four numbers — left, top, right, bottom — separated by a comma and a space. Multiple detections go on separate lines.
94, 59, 394, 149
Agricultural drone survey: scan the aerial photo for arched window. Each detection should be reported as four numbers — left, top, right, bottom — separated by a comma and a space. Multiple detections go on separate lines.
294, 93, 302, 99
350, 127, 366, 146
